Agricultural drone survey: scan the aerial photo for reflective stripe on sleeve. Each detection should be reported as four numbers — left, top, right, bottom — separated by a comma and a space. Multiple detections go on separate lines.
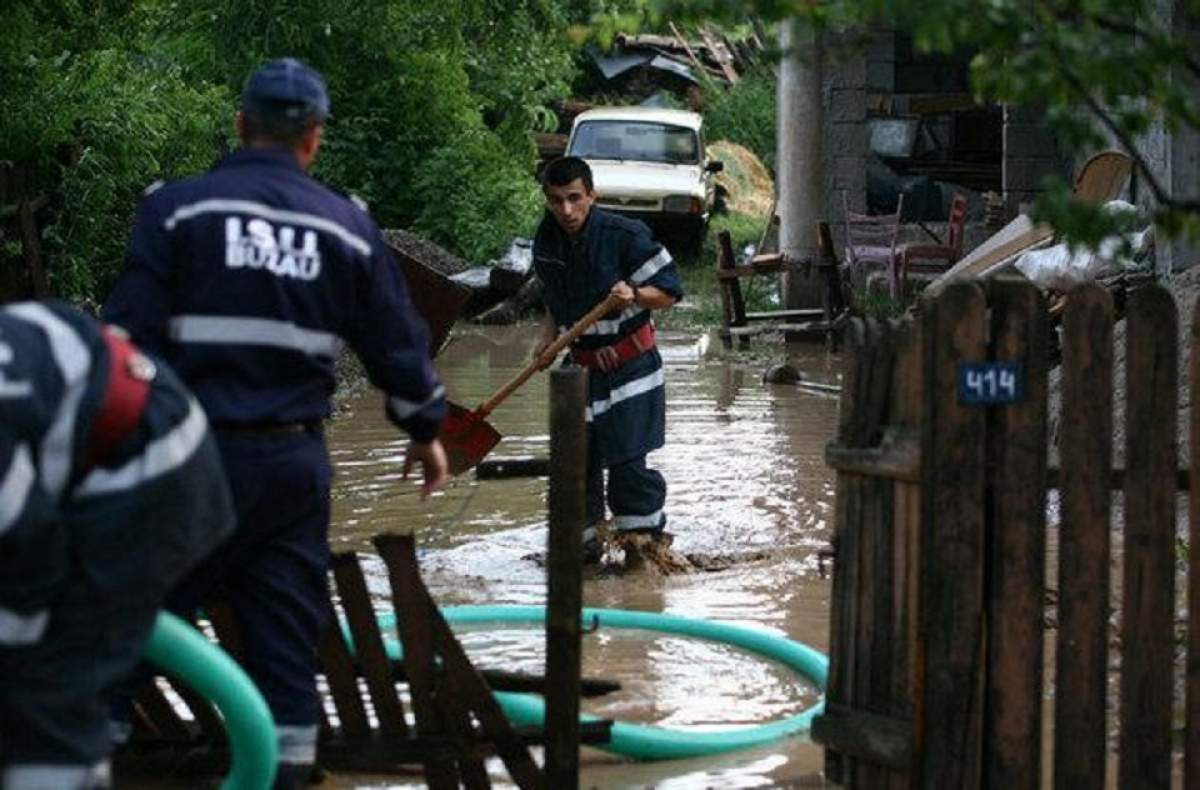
0, 444, 35, 537
163, 198, 372, 256
277, 724, 319, 765
388, 384, 446, 420
629, 248, 673, 285
0, 606, 49, 646
75, 398, 209, 498
4, 304, 91, 499
582, 306, 645, 336
585, 367, 665, 422
168, 316, 341, 358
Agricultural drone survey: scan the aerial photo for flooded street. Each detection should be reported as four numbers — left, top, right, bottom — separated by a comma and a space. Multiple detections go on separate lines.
326, 324, 841, 788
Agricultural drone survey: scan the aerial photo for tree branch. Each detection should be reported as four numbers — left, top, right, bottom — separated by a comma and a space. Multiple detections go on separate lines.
1055, 59, 1200, 213
1087, 12, 1200, 85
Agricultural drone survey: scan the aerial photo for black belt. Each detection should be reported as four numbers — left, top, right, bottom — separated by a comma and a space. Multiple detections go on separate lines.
213, 419, 322, 436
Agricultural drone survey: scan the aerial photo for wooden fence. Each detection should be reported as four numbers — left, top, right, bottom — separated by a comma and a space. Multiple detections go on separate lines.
813, 278, 1196, 788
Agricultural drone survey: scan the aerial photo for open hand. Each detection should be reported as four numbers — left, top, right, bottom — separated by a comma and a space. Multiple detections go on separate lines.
402, 439, 448, 499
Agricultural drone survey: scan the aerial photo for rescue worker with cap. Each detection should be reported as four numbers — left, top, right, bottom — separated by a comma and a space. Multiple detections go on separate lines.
532, 156, 682, 559
0, 301, 234, 789
104, 57, 448, 786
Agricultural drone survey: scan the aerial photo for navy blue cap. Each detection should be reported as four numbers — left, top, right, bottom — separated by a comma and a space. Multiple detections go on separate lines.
241, 58, 330, 122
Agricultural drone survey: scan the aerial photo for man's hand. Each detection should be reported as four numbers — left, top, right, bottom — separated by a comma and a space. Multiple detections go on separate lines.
610, 280, 637, 307
403, 439, 448, 499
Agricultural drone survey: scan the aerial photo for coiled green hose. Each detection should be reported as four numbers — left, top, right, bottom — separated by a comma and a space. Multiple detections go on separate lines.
143, 611, 277, 789
373, 604, 827, 761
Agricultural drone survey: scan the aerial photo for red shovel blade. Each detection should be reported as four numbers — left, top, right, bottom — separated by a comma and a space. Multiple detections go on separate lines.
439, 402, 502, 476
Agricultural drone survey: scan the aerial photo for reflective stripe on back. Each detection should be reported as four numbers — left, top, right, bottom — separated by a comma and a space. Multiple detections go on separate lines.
168, 315, 341, 358
163, 198, 372, 256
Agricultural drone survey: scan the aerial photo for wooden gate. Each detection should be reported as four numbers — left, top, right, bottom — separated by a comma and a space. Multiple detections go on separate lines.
813, 278, 1197, 788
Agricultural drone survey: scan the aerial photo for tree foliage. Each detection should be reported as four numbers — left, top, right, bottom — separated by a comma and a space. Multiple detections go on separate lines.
648, 0, 1200, 250
1, 0, 579, 301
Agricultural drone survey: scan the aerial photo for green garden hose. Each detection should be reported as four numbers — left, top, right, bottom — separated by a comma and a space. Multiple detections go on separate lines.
373, 604, 827, 761
143, 611, 277, 789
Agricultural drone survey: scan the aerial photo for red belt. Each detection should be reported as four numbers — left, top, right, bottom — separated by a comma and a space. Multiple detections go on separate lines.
571, 321, 656, 372
85, 328, 154, 470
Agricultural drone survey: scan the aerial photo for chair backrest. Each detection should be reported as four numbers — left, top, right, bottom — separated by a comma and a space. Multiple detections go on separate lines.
843, 191, 904, 264
946, 192, 969, 253
1074, 150, 1133, 203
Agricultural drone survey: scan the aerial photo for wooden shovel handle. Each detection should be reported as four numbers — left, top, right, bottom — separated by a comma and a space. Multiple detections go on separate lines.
476, 292, 625, 418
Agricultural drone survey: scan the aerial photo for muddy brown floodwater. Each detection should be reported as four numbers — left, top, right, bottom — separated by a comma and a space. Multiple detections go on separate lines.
324, 325, 841, 789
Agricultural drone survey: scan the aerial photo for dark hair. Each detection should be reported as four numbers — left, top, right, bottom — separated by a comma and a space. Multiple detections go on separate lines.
241, 104, 320, 148
541, 156, 593, 192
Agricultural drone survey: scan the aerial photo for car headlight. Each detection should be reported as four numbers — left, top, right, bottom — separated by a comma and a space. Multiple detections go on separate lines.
662, 195, 702, 214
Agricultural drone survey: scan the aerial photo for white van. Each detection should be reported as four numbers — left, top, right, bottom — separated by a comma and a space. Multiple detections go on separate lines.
566, 106, 723, 256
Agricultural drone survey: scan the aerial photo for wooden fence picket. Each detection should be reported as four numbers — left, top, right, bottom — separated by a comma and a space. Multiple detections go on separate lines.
983, 280, 1048, 788
1119, 285, 1177, 790
918, 281, 988, 789
1055, 284, 1115, 789
1189, 299, 1200, 790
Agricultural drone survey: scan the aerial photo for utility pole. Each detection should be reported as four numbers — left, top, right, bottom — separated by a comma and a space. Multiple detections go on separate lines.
777, 18, 825, 308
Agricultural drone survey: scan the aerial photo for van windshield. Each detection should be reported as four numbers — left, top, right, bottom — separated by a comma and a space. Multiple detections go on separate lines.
568, 120, 699, 165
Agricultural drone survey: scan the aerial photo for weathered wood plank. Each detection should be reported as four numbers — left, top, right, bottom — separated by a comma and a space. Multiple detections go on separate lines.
716, 229, 749, 350
811, 704, 912, 768
331, 552, 411, 739
854, 320, 900, 789
889, 315, 923, 788
376, 533, 544, 790
984, 279, 1047, 788
316, 607, 372, 740
1189, 298, 1200, 790
545, 368, 588, 789
825, 428, 921, 481
1054, 284, 1114, 790
820, 318, 867, 784
1119, 285, 1177, 790
917, 281, 987, 789
133, 683, 196, 741
374, 539, 461, 790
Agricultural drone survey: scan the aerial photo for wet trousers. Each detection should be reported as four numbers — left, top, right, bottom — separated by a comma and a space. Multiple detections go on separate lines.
586, 454, 666, 533
164, 429, 332, 767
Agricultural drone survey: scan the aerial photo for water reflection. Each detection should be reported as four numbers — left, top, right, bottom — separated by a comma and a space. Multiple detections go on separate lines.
326, 326, 840, 787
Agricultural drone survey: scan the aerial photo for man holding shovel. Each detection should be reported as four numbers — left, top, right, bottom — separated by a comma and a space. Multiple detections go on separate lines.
532, 156, 683, 558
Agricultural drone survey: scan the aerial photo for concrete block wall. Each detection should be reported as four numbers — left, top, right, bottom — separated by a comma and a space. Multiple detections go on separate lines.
1002, 102, 1071, 217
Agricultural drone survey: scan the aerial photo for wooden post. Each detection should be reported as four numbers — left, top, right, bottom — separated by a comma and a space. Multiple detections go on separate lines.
1055, 284, 1114, 789
544, 367, 588, 789
1119, 285, 1177, 789
1189, 299, 1200, 790
716, 229, 749, 350
816, 221, 846, 350
983, 280, 1047, 788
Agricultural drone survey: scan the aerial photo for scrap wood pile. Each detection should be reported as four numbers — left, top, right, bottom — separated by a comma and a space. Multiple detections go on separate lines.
925, 150, 1151, 333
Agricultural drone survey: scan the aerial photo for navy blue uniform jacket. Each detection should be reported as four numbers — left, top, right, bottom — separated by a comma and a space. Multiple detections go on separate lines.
533, 208, 683, 465
104, 148, 445, 441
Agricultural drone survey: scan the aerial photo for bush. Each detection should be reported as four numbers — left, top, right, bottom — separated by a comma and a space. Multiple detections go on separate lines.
1, 42, 232, 299
411, 131, 545, 263
702, 68, 777, 174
